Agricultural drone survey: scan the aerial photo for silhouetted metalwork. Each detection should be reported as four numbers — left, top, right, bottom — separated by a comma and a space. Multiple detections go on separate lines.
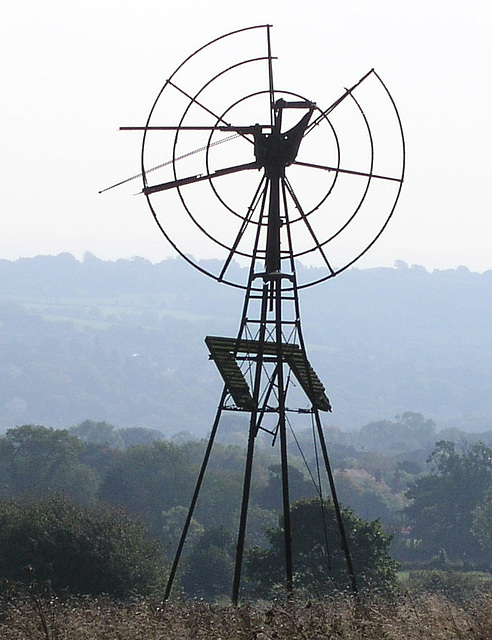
111, 24, 405, 602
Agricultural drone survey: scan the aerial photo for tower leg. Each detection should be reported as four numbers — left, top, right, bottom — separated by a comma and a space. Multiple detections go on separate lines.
231, 411, 258, 604
164, 387, 228, 600
275, 278, 293, 595
232, 283, 270, 604
313, 409, 358, 594
278, 409, 293, 594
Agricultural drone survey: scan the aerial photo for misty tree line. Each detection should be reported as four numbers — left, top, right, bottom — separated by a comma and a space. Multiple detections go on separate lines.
1, 414, 492, 599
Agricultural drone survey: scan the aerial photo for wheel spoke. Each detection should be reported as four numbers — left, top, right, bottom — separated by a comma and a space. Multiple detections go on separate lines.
168, 76, 262, 146
303, 69, 375, 137
283, 177, 335, 276
293, 160, 402, 183
266, 25, 276, 128
168, 80, 233, 129
120, 125, 263, 132
218, 175, 268, 281
143, 161, 260, 195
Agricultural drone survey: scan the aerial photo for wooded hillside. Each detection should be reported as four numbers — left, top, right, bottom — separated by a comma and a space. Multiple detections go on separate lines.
1, 254, 491, 433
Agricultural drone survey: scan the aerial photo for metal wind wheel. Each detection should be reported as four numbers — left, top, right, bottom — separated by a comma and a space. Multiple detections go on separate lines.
121, 25, 404, 289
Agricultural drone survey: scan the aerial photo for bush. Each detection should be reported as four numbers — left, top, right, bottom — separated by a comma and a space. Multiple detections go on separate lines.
404, 570, 492, 602
246, 498, 398, 598
0, 495, 167, 598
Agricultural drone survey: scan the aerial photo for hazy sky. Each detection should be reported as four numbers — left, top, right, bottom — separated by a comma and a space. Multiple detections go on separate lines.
2, 0, 491, 272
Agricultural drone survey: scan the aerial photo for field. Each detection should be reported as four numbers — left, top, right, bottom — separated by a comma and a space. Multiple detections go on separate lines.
2, 591, 492, 640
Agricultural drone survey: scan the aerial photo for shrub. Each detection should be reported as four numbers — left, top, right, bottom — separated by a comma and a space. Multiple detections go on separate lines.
0, 494, 166, 598
246, 498, 398, 598
404, 570, 492, 602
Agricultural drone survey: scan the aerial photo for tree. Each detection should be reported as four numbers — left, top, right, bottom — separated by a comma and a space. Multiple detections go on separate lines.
397, 411, 437, 440
193, 468, 245, 530
119, 426, 164, 448
70, 419, 125, 448
472, 490, 492, 558
257, 464, 317, 511
0, 494, 166, 598
0, 425, 99, 504
99, 441, 193, 536
405, 441, 492, 561
334, 471, 404, 525
181, 527, 235, 598
161, 505, 204, 556
359, 412, 436, 454
246, 498, 397, 597
70, 420, 164, 448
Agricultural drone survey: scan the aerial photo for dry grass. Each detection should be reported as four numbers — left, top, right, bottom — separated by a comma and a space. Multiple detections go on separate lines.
1, 591, 492, 640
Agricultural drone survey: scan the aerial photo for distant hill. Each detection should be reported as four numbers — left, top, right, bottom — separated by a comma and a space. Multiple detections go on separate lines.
1, 254, 491, 434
